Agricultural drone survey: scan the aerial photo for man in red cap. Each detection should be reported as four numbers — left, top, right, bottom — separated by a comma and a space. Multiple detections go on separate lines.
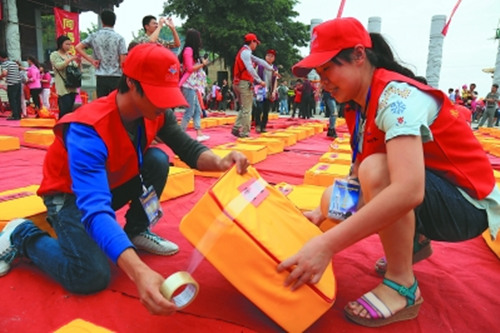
231, 33, 278, 138
0, 43, 248, 316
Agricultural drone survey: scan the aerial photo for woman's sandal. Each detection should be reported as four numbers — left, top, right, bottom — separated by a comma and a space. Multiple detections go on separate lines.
344, 277, 424, 327
375, 234, 433, 275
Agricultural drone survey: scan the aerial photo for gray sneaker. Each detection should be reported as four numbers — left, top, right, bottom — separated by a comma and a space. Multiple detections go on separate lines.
0, 218, 28, 276
131, 230, 179, 256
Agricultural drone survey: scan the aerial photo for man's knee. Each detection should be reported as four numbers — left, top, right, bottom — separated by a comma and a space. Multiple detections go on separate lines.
62, 260, 111, 295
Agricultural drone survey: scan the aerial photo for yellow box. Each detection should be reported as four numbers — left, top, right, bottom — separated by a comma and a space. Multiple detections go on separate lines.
274, 182, 326, 212
281, 129, 307, 141
55, 319, 113, 333
0, 135, 20, 152
23, 129, 55, 146
187, 120, 207, 129
304, 163, 350, 186
237, 137, 284, 155
0, 185, 55, 237
179, 166, 336, 332
494, 170, 500, 182
172, 149, 229, 178
160, 167, 195, 201
20, 118, 56, 128
201, 118, 218, 128
328, 142, 352, 154
288, 125, 315, 138
303, 122, 326, 134
215, 143, 267, 164
319, 152, 352, 165
482, 228, 500, 259
268, 113, 279, 120
261, 131, 297, 147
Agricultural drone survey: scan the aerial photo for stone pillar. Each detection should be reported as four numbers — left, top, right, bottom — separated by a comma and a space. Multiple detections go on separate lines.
307, 19, 323, 81
367, 17, 382, 33
425, 15, 446, 88
4, 0, 21, 61
35, 8, 43, 61
493, 39, 500, 87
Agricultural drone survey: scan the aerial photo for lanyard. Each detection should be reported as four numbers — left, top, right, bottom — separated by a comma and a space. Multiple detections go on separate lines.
350, 88, 371, 171
136, 125, 143, 169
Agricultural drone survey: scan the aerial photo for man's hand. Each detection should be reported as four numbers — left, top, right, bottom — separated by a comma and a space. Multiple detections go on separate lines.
219, 151, 249, 174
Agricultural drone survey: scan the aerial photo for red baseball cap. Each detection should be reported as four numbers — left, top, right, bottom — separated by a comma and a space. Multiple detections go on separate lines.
244, 33, 260, 44
266, 49, 276, 56
122, 43, 187, 108
292, 17, 372, 77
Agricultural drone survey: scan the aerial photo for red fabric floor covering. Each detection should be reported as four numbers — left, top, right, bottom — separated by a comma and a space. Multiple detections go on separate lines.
1, 116, 500, 332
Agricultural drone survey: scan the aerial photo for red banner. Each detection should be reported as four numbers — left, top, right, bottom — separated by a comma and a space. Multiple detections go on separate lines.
54, 7, 79, 54
337, 0, 346, 18
441, 0, 462, 36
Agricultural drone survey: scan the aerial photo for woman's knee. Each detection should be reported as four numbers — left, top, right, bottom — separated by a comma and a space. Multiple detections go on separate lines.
358, 154, 390, 201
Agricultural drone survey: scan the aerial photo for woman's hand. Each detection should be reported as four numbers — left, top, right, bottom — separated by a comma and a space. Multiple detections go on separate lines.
276, 235, 333, 291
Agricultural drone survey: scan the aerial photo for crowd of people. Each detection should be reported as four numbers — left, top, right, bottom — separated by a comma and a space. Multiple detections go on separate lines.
0, 10, 499, 330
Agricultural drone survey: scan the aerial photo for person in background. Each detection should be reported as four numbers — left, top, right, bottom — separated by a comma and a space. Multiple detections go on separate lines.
230, 32, 277, 138
278, 80, 289, 115
475, 84, 499, 129
0, 50, 22, 120
138, 15, 181, 50
0, 43, 249, 317
50, 35, 80, 119
277, 17, 499, 328
75, 9, 127, 98
255, 49, 279, 133
178, 28, 210, 142
39, 65, 52, 109
26, 56, 42, 112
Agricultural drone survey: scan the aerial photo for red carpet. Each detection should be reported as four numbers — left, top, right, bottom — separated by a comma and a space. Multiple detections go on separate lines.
1, 115, 499, 332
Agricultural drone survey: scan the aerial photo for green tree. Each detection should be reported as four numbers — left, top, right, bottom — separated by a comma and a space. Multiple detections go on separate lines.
163, 0, 309, 76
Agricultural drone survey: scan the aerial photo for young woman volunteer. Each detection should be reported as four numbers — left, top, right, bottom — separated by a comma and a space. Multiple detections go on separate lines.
277, 17, 500, 327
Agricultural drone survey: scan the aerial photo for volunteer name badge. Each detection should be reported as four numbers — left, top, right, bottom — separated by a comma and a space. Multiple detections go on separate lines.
328, 179, 360, 221
139, 185, 163, 226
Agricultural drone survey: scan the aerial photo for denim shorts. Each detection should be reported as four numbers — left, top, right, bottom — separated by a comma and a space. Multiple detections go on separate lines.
415, 170, 488, 241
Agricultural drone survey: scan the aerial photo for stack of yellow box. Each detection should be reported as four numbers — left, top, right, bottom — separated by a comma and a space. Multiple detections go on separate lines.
303, 163, 350, 186
261, 131, 297, 147
0, 135, 20, 152
215, 142, 267, 164
237, 137, 284, 155
20, 118, 56, 128
23, 129, 55, 146
160, 166, 195, 201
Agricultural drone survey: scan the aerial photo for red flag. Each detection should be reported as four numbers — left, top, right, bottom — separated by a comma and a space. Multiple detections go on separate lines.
441, 0, 462, 36
53, 7, 79, 55
337, 0, 346, 18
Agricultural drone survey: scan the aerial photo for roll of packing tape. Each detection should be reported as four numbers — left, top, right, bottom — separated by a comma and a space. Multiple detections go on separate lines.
160, 271, 199, 309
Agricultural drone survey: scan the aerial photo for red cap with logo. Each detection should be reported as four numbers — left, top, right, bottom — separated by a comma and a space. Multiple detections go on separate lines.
244, 33, 260, 44
122, 43, 187, 108
292, 17, 372, 77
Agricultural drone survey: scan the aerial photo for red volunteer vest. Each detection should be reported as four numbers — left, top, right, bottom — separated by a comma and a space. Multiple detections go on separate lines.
345, 69, 495, 200
233, 46, 254, 82
37, 91, 165, 196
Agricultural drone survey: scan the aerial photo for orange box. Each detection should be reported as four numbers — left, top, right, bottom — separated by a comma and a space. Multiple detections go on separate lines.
268, 113, 279, 120
237, 137, 284, 155
261, 131, 297, 147
172, 149, 229, 178
288, 125, 315, 138
180, 166, 336, 332
201, 118, 218, 128
0, 135, 20, 152
20, 118, 56, 128
304, 163, 350, 186
215, 143, 267, 164
0, 185, 54, 237
23, 129, 55, 146
160, 167, 195, 201
319, 152, 352, 165
281, 128, 307, 141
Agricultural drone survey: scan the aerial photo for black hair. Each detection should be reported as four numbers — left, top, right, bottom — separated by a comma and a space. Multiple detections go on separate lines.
56, 35, 71, 50
118, 75, 144, 96
332, 33, 417, 80
142, 15, 156, 32
27, 55, 40, 68
178, 28, 202, 64
0, 50, 8, 59
493, 84, 499, 89
100, 9, 116, 27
